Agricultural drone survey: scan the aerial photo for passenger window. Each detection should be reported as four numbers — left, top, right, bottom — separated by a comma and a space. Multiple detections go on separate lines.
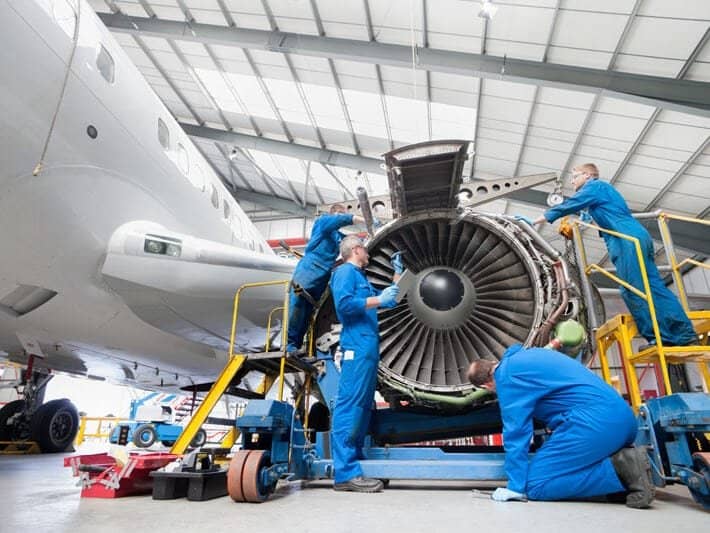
177, 143, 189, 173
211, 185, 219, 208
158, 119, 170, 150
191, 164, 205, 191
96, 44, 115, 83
223, 200, 231, 219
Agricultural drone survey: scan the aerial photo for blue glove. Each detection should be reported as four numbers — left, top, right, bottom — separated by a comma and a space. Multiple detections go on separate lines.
379, 285, 400, 308
579, 210, 592, 223
372, 217, 383, 229
391, 251, 404, 275
491, 487, 527, 502
513, 215, 534, 226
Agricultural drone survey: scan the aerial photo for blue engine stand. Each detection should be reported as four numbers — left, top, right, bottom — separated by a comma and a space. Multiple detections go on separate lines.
635, 393, 710, 510
233, 354, 710, 509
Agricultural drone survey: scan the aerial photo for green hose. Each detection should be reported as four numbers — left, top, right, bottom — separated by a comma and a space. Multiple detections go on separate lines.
386, 380, 492, 407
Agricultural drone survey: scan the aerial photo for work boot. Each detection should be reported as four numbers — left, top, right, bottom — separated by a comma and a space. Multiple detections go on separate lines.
611, 447, 655, 509
333, 476, 384, 493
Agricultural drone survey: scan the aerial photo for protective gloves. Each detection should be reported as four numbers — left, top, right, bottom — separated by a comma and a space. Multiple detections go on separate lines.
391, 251, 404, 275
378, 284, 400, 308
513, 215, 534, 226
372, 217, 383, 229
491, 487, 528, 502
579, 210, 592, 223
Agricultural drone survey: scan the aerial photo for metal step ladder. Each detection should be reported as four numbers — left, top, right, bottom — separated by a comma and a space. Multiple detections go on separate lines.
169, 280, 317, 455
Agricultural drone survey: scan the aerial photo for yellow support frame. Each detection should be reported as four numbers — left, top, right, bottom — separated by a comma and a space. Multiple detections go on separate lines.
171, 280, 290, 455
572, 213, 710, 410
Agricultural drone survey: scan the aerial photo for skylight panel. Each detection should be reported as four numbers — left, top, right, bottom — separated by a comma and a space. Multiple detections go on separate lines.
262, 78, 312, 127
224, 72, 278, 119
342, 89, 388, 139
385, 95, 428, 143
301, 84, 350, 132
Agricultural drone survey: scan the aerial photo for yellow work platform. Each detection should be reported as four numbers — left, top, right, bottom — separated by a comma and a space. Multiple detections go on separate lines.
596, 310, 710, 411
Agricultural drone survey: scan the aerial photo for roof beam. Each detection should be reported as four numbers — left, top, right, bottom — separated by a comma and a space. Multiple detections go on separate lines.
512, 1, 560, 178
645, 136, 710, 210
236, 189, 315, 216
422, 0, 432, 141
363, 0, 394, 151
611, 26, 710, 185
193, 139, 313, 216
180, 123, 383, 173
468, 14, 487, 181
132, 35, 203, 125
308, 0, 361, 154
98, 12, 710, 117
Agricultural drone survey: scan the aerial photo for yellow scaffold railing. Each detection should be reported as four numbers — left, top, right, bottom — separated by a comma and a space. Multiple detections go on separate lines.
571, 213, 710, 411
75, 416, 122, 446
170, 280, 290, 455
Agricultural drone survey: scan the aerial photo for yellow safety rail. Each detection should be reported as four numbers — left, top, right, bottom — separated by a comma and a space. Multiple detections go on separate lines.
657, 213, 710, 312
75, 416, 122, 446
572, 214, 710, 410
170, 280, 290, 455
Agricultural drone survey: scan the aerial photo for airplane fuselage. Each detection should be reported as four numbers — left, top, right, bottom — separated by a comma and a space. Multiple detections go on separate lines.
0, 0, 294, 389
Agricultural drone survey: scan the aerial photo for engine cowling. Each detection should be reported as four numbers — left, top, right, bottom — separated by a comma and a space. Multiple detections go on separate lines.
314, 209, 598, 409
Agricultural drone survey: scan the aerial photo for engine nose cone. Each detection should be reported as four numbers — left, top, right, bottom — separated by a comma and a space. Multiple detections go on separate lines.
420, 269, 464, 311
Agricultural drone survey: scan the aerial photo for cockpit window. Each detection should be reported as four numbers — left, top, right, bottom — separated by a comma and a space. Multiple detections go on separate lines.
96, 45, 115, 83
223, 200, 231, 219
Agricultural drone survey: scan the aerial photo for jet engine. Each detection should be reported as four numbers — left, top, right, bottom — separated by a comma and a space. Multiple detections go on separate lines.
313, 141, 602, 410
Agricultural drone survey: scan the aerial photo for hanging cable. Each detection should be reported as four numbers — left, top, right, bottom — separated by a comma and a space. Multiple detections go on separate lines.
409, 0, 418, 101
33, 0, 82, 177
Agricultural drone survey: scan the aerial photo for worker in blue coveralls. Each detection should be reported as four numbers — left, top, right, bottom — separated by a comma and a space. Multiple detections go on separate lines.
467, 345, 655, 508
532, 162, 696, 349
329, 234, 402, 492
286, 204, 369, 355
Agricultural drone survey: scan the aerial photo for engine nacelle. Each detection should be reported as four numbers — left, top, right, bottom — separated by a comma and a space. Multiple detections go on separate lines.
314, 208, 599, 409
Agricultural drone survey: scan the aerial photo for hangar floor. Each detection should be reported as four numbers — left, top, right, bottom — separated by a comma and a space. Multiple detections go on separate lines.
2, 453, 707, 532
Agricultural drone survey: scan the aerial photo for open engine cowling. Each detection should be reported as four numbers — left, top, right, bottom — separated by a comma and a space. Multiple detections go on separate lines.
314, 208, 597, 409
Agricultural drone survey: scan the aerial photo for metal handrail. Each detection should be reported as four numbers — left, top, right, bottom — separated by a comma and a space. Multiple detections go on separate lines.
228, 280, 291, 401
657, 212, 710, 313
572, 219, 669, 391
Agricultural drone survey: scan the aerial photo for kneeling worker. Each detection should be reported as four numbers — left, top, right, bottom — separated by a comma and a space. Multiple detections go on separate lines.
329, 235, 401, 492
468, 344, 655, 508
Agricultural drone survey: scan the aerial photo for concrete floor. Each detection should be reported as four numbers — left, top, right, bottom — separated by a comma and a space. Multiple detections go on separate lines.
1, 452, 707, 533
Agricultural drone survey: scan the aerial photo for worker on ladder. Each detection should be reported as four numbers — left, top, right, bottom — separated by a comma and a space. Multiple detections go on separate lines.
533, 162, 697, 349
286, 204, 370, 355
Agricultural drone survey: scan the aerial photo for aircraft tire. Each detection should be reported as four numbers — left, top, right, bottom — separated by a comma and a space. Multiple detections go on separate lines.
0, 399, 29, 441
31, 398, 79, 453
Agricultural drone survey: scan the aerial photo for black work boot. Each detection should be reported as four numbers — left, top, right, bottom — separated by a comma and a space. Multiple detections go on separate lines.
333, 476, 384, 493
611, 447, 655, 509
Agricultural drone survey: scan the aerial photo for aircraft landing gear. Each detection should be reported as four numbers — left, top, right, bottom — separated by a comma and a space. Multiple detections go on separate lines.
0, 355, 79, 453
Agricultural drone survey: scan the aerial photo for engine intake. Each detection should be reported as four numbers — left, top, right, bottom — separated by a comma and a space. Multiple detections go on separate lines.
315, 209, 597, 409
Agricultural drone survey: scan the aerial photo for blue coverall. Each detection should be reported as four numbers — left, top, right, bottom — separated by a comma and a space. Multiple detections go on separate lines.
287, 213, 354, 352
497, 345, 635, 500
329, 262, 382, 483
545, 179, 696, 346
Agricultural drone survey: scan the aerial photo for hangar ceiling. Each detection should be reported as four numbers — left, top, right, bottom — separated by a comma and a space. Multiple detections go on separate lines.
89, 0, 710, 267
